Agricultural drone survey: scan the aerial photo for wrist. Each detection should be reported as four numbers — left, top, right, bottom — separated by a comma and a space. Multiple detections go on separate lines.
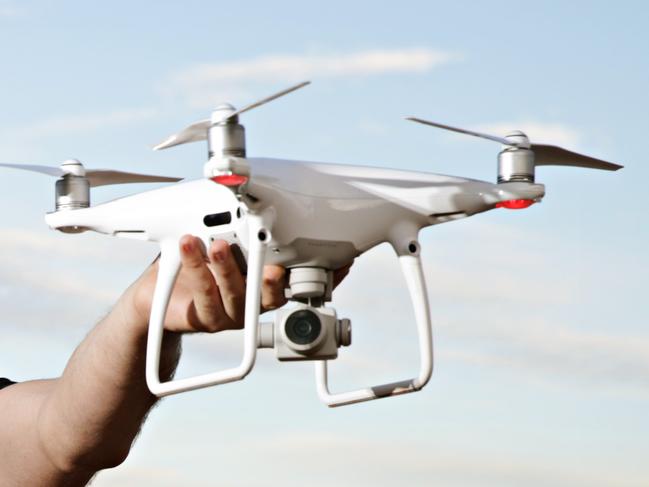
117, 273, 182, 379
115, 283, 151, 338
108, 283, 181, 384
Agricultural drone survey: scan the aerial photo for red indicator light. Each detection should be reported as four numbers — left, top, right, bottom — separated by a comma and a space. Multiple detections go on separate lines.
211, 174, 249, 187
495, 199, 535, 210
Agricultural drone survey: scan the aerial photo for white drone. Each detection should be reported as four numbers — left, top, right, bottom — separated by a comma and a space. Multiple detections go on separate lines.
1, 82, 622, 407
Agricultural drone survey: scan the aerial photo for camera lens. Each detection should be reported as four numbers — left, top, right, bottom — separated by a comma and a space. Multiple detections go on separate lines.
285, 309, 322, 345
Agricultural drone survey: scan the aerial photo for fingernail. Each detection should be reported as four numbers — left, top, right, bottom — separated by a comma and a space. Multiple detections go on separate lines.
181, 240, 193, 253
212, 250, 225, 263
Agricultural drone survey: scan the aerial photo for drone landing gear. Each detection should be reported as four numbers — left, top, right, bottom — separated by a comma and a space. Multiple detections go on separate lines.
145, 211, 272, 397
259, 242, 433, 407
315, 246, 433, 407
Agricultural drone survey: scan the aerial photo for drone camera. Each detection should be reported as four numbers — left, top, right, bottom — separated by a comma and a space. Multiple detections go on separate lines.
285, 309, 322, 346
259, 305, 351, 361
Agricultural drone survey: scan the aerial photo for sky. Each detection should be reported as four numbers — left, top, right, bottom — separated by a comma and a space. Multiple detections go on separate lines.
0, 1, 648, 486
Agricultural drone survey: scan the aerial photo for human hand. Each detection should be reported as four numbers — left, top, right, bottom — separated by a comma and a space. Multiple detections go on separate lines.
128, 235, 351, 334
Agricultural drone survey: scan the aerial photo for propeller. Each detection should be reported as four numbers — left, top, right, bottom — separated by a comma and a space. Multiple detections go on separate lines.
405, 117, 623, 172
0, 159, 182, 187
153, 81, 311, 151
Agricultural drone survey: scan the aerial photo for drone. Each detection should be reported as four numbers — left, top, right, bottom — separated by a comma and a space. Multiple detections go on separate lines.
0, 82, 622, 407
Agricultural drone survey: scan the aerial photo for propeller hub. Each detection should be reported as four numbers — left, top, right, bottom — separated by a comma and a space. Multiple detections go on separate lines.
211, 104, 237, 125
404, 115, 622, 180
504, 130, 531, 149
60, 159, 86, 177
153, 81, 310, 151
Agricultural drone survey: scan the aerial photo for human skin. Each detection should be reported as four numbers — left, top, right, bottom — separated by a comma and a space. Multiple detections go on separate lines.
0, 236, 350, 486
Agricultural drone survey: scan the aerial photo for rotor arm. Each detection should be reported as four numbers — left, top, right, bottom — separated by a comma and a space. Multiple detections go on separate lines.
314, 241, 433, 407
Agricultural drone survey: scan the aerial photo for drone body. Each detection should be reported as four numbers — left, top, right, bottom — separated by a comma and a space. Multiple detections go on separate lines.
46, 157, 545, 268
1, 81, 621, 407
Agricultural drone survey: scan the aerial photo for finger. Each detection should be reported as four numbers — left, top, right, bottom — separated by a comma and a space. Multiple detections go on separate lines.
333, 262, 353, 289
179, 235, 230, 332
207, 240, 246, 328
261, 265, 287, 311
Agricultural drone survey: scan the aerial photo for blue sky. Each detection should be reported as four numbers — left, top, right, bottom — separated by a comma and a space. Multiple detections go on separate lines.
0, 1, 647, 486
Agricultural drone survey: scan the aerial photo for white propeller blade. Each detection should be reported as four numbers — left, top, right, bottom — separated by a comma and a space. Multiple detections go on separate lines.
405, 117, 514, 146
153, 119, 211, 151
0, 163, 182, 186
405, 117, 623, 171
85, 170, 182, 187
154, 81, 311, 151
0, 163, 64, 177
227, 81, 311, 120
531, 144, 622, 171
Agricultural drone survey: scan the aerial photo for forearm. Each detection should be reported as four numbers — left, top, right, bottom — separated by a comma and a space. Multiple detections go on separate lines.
38, 285, 181, 473
0, 238, 293, 485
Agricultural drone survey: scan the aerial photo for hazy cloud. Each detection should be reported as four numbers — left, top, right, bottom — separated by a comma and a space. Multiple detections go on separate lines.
2, 108, 157, 140
328, 224, 649, 395
0, 1, 22, 18
228, 432, 648, 487
0, 227, 158, 316
93, 431, 649, 487
92, 466, 186, 487
163, 48, 458, 107
441, 317, 649, 393
0, 227, 156, 263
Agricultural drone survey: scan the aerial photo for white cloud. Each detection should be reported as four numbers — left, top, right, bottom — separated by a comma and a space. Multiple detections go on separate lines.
335, 223, 580, 313
163, 48, 457, 107
228, 432, 647, 487
92, 466, 186, 487
174, 48, 454, 83
2, 108, 157, 140
93, 430, 649, 487
0, 1, 22, 18
321, 312, 649, 399
329, 224, 649, 395
0, 263, 117, 304
0, 227, 156, 263
0, 227, 158, 320
441, 317, 649, 392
